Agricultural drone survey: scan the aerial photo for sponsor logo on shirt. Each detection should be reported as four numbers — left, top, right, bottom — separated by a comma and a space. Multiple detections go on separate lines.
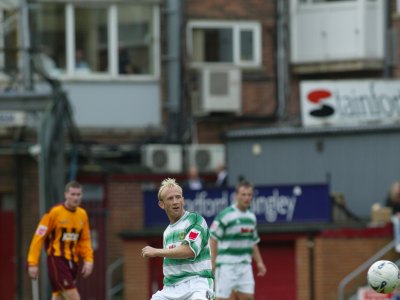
62, 232, 80, 241
240, 227, 254, 233
188, 229, 200, 241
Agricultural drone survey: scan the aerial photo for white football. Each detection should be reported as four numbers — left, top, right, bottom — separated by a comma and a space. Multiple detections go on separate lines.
367, 260, 400, 294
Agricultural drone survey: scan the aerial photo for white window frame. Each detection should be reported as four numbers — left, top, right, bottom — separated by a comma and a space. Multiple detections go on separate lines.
54, 2, 160, 81
187, 20, 262, 68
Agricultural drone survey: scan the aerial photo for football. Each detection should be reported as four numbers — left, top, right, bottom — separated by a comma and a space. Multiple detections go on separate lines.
367, 260, 400, 294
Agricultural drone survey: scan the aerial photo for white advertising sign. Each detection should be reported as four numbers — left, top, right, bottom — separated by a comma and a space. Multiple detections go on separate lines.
300, 80, 400, 127
0, 111, 27, 127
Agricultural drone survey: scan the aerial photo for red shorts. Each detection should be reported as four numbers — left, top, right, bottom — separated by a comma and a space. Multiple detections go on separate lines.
47, 256, 78, 294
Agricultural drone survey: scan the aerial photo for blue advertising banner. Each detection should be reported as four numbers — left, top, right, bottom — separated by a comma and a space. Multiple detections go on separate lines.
144, 184, 331, 227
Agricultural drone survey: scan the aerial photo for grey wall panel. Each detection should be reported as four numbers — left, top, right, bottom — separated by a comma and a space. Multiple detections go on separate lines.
37, 81, 161, 128
227, 131, 400, 218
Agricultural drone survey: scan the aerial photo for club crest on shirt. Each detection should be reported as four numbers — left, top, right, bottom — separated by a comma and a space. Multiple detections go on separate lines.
178, 231, 185, 240
188, 229, 200, 241
36, 225, 48, 236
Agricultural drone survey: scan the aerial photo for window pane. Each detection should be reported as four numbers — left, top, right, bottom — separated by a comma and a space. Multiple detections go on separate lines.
192, 28, 233, 63
2, 10, 18, 74
240, 30, 254, 61
75, 6, 108, 74
35, 3, 66, 76
118, 5, 154, 75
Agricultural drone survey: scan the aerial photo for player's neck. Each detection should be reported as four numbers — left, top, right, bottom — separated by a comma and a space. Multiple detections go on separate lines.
169, 210, 186, 224
64, 201, 77, 211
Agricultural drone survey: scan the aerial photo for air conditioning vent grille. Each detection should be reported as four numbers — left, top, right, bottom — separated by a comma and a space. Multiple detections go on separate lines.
210, 72, 228, 96
185, 144, 225, 173
195, 150, 212, 172
152, 150, 168, 168
141, 144, 183, 173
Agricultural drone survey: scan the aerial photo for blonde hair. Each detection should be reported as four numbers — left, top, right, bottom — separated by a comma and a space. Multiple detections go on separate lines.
157, 178, 183, 201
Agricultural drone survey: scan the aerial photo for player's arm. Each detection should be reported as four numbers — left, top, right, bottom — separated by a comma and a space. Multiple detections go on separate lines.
77, 212, 94, 278
209, 218, 223, 274
252, 244, 267, 276
142, 243, 194, 259
210, 237, 218, 274
27, 212, 53, 279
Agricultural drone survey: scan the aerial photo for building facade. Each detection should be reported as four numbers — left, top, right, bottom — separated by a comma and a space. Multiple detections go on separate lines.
1, 0, 400, 299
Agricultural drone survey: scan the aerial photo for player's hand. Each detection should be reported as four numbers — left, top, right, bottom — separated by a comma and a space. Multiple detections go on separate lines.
257, 262, 267, 276
141, 246, 159, 258
28, 265, 39, 279
81, 262, 93, 278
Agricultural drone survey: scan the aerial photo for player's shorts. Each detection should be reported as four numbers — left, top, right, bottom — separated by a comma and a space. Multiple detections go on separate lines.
151, 276, 214, 300
47, 256, 78, 296
214, 263, 254, 298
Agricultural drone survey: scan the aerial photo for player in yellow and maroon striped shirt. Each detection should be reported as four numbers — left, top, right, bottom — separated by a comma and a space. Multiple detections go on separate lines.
27, 181, 94, 300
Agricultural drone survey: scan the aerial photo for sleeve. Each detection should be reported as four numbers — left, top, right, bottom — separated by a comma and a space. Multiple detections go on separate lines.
76, 211, 94, 263
27, 211, 53, 266
253, 220, 260, 245
184, 214, 209, 259
210, 213, 224, 241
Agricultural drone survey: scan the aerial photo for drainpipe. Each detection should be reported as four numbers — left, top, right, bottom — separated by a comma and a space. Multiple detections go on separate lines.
383, 0, 392, 78
18, 0, 33, 90
165, 0, 182, 143
276, 0, 289, 120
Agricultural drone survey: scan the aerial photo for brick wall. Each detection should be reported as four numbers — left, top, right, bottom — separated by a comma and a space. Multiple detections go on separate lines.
296, 238, 311, 300
315, 237, 397, 300
107, 179, 143, 265
123, 241, 149, 300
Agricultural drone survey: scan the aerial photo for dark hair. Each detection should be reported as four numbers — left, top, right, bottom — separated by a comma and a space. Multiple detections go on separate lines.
235, 180, 253, 193
65, 181, 82, 193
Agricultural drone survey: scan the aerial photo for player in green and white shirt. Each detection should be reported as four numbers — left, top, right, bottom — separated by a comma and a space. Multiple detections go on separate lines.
210, 180, 267, 300
142, 178, 214, 300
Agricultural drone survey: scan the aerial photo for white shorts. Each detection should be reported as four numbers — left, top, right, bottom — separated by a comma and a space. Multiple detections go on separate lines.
214, 264, 254, 298
151, 276, 214, 300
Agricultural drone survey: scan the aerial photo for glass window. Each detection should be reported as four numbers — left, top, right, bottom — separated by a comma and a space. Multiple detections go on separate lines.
35, 3, 66, 76
193, 28, 233, 63
3, 10, 18, 74
118, 5, 154, 75
75, 6, 108, 74
240, 29, 254, 62
31, 2, 159, 79
188, 21, 261, 67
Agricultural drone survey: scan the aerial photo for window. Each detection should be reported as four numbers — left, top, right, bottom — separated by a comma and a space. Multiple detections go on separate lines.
187, 21, 261, 68
32, 2, 159, 79
1, 9, 18, 75
117, 5, 154, 75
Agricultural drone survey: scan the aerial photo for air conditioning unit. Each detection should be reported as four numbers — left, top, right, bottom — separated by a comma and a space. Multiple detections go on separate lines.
192, 66, 241, 115
0, 0, 19, 9
141, 144, 183, 173
185, 144, 225, 173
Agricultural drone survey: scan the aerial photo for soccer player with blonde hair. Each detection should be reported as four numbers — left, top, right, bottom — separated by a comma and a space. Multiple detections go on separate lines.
142, 178, 214, 300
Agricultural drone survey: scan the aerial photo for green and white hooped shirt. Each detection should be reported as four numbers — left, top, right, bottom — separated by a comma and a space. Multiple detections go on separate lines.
163, 211, 213, 286
210, 204, 260, 266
